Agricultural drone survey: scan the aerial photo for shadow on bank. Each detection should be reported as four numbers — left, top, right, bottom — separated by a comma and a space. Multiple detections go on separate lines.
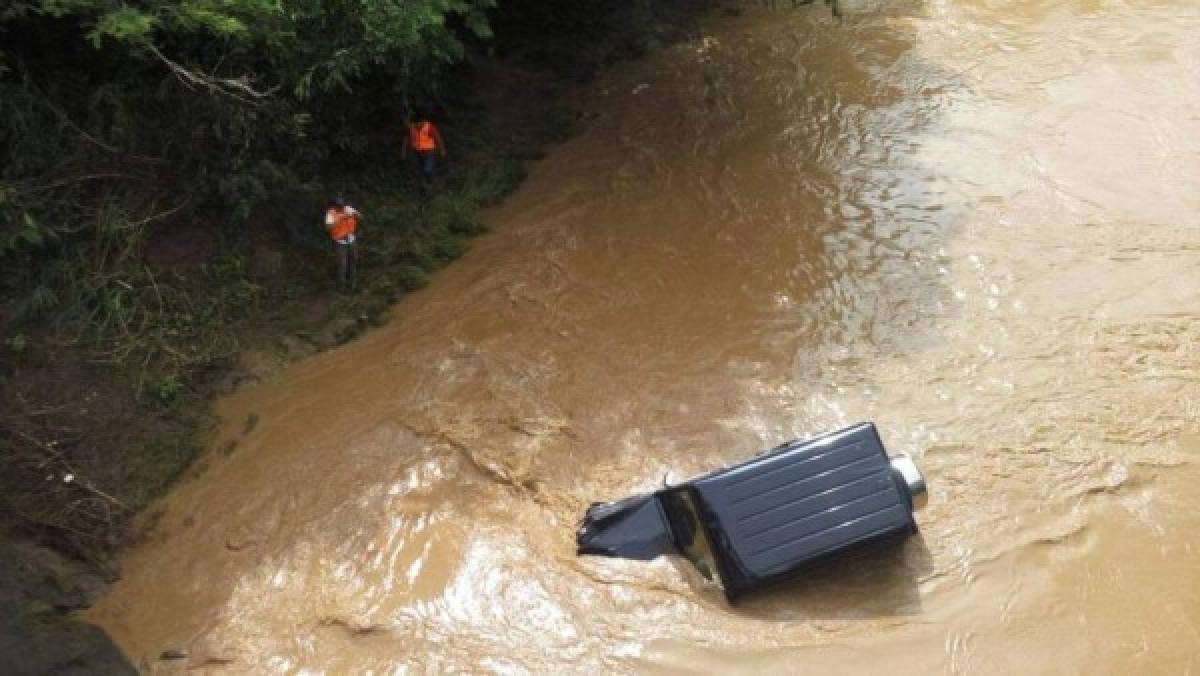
0, 540, 135, 676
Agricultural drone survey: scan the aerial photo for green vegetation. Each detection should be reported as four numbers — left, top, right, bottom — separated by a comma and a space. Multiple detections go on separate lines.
1, 1, 707, 563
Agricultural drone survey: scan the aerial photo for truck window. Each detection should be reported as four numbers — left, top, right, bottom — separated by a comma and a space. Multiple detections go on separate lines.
661, 488, 720, 583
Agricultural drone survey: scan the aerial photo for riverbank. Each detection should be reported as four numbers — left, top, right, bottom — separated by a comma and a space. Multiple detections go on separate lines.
0, 88, 538, 676
0, 3, 716, 672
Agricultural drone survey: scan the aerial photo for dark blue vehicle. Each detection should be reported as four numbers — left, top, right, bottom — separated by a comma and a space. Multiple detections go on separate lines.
576, 422, 928, 601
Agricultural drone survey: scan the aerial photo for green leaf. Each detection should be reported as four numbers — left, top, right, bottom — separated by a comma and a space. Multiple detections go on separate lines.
89, 7, 159, 46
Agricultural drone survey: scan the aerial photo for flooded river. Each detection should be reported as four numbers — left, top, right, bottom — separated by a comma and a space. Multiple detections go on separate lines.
90, 0, 1200, 671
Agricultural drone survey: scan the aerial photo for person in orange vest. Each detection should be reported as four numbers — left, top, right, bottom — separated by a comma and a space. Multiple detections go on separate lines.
324, 196, 362, 291
402, 113, 446, 192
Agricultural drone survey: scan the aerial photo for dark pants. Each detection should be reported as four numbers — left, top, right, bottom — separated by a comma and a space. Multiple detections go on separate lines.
334, 239, 358, 290
415, 151, 436, 191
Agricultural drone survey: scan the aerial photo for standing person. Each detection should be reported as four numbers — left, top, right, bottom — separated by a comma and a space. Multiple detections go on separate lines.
325, 196, 362, 291
402, 113, 446, 193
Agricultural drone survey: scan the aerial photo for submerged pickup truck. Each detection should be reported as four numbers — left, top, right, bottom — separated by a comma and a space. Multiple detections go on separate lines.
576, 422, 928, 601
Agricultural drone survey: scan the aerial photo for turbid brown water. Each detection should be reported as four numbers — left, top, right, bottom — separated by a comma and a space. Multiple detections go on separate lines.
90, 0, 1200, 671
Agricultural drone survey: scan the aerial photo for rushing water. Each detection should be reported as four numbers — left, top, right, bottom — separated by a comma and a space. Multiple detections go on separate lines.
90, 0, 1200, 671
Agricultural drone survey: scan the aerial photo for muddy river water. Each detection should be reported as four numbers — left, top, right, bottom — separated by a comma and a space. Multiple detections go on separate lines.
90, 0, 1200, 671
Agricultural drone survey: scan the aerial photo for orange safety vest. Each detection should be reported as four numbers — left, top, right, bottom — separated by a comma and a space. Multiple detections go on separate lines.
327, 208, 358, 241
409, 121, 438, 152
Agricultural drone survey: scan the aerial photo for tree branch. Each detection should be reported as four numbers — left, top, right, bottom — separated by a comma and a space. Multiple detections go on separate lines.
145, 44, 278, 104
